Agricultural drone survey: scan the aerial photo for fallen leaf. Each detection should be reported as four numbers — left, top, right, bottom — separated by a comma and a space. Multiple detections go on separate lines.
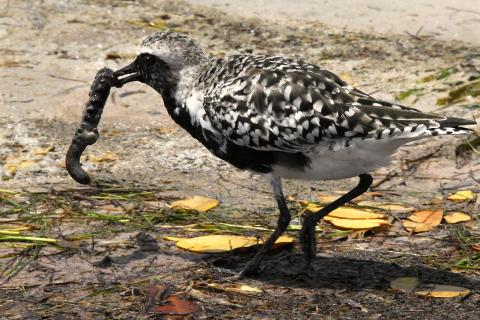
4, 164, 17, 176
155, 127, 177, 135
33, 145, 55, 155
145, 281, 170, 312
447, 190, 475, 202
170, 196, 219, 212
327, 207, 385, 220
17, 159, 36, 169
390, 277, 419, 292
403, 210, 443, 233
471, 244, 480, 252
166, 234, 293, 253
324, 216, 390, 230
306, 203, 385, 219
237, 284, 263, 295
357, 201, 415, 213
188, 288, 239, 307
88, 152, 119, 163
317, 194, 339, 203
445, 212, 471, 224
416, 284, 470, 298
206, 283, 263, 295
149, 293, 199, 315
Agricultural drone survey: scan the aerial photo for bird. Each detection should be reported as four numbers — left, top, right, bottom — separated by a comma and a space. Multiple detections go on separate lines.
111, 31, 475, 277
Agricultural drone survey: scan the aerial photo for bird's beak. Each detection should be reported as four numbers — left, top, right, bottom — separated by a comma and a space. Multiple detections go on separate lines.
113, 60, 141, 87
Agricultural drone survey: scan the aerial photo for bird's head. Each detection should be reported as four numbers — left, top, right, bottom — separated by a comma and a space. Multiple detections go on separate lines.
113, 31, 207, 93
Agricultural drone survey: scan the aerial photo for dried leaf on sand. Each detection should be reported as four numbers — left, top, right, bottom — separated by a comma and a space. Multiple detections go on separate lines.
403, 210, 443, 233
416, 284, 470, 298
447, 190, 475, 202
444, 212, 471, 224
165, 234, 293, 253
308, 205, 390, 230
87, 151, 119, 163
390, 277, 419, 292
170, 196, 220, 212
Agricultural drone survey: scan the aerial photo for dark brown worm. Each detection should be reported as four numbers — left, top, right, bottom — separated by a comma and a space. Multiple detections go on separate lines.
65, 68, 117, 185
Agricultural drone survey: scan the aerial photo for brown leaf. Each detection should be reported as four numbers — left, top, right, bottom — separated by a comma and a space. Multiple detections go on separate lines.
149, 293, 199, 315
403, 210, 443, 233
145, 281, 170, 312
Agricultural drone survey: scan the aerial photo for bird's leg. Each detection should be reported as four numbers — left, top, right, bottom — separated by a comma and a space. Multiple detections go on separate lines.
237, 175, 291, 278
300, 174, 373, 267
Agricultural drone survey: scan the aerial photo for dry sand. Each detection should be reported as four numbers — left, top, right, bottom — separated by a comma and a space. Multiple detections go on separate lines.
188, 0, 480, 44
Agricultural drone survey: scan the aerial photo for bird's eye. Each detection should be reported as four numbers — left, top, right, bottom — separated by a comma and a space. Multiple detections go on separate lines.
143, 54, 155, 66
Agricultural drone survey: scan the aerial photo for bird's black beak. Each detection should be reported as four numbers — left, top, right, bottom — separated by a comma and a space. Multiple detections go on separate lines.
113, 60, 141, 87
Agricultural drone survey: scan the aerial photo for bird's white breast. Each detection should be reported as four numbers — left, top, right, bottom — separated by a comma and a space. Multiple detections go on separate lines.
272, 137, 416, 181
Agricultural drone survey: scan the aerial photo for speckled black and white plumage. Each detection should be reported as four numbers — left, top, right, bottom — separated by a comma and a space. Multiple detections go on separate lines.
113, 31, 475, 275
141, 39, 473, 181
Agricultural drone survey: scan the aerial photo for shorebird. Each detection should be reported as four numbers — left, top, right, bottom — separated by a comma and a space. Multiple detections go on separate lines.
112, 31, 475, 276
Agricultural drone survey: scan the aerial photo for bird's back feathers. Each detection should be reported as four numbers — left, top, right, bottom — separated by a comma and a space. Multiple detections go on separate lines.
196, 55, 473, 153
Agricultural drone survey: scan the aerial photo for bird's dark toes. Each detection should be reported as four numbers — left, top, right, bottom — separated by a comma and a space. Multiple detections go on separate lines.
237, 261, 262, 278
300, 223, 317, 263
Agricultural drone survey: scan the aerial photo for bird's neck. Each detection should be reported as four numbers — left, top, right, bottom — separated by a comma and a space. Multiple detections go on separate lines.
156, 64, 208, 136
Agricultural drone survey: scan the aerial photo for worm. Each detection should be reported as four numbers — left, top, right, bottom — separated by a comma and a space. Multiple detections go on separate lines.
65, 68, 117, 185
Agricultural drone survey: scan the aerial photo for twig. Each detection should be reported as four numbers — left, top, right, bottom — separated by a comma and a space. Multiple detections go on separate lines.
48, 74, 88, 83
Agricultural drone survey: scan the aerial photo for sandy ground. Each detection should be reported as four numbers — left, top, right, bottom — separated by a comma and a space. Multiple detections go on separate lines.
0, 0, 480, 319
188, 0, 480, 44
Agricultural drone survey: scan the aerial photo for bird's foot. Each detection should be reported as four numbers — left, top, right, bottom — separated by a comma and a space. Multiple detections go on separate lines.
299, 221, 317, 264
235, 259, 262, 279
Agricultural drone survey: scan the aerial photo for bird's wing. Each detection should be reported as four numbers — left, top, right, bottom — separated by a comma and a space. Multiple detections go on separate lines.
202, 57, 463, 152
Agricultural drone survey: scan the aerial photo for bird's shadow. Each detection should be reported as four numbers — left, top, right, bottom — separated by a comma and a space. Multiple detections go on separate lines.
208, 250, 480, 291
93, 233, 479, 292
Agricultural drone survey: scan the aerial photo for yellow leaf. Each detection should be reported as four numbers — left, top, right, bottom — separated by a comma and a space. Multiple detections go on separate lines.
237, 285, 263, 294
358, 201, 415, 213
167, 234, 293, 253
327, 207, 385, 220
306, 204, 385, 219
88, 152, 119, 163
170, 196, 219, 212
447, 190, 475, 201
324, 216, 390, 229
403, 210, 443, 233
5, 163, 17, 176
416, 284, 470, 298
33, 145, 54, 155
304, 202, 323, 212
390, 277, 419, 292
18, 160, 36, 169
317, 194, 339, 203
206, 283, 263, 295
445, 212, 471, 224
163, 236, 182, 242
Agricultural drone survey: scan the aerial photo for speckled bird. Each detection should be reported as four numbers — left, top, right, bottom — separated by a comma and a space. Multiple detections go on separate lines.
113, 31, 475, 276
